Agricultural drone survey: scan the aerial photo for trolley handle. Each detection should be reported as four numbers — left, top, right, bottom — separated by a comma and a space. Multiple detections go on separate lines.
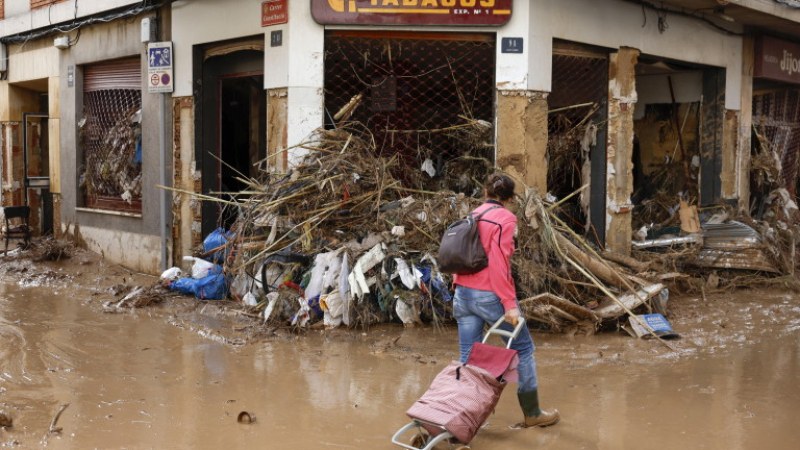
482, 317, 526, 349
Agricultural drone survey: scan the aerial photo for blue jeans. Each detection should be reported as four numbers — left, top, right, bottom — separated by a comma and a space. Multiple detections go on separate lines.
453, 286, 538, 393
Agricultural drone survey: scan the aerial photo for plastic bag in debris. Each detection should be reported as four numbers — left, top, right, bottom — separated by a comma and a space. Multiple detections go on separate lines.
170, 265, 228, 300
242, 292, 259, 306
263, 292, 281, 322
395, 297, 417, 325
203, 228, 235, 264
230, 273, 258, 299
415, 265, 452, 302
160, 267, 183, 282
393, 258, 418, 290
293, 295, 323, 327
305, 251, 342, 301
348, 243, 386, 301
320, 291, 345, 328
183, 256, 217, 279
340, 253, 352, 326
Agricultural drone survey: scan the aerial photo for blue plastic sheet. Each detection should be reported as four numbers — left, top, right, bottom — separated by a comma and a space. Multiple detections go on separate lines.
203, 228, 235, 264
170, 265, 229, 300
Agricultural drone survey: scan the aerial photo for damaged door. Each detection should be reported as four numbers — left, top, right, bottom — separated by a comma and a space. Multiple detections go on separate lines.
22, 112, 52, 236
198, 45, 266, 238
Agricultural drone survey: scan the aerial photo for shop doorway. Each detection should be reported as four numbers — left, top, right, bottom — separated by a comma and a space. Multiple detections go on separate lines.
197, 46, 266, 237
23, 112, 53, 236
632, 58, 725, 231
547, 41, 609, 246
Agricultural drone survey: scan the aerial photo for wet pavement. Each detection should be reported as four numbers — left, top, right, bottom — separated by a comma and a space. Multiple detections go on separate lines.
0, 257, 799, 449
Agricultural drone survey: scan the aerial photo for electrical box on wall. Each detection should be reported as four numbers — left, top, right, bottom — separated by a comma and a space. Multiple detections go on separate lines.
141, 17, 158, 43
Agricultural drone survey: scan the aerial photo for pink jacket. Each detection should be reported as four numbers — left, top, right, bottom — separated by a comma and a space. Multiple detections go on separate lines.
453, 202, 517, 311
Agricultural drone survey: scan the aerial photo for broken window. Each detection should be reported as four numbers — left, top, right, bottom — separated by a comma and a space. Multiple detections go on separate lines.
79, 57, 142, 213
323, 31, 496, 194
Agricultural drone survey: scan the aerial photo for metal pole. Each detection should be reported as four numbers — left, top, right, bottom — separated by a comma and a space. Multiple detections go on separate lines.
159, 93, 168, 272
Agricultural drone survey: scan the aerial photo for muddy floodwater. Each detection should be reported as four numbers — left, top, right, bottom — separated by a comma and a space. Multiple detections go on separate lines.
1, 258, 799, 449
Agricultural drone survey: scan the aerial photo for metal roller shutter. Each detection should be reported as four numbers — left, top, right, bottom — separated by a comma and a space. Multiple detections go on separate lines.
84, 58, 141, 92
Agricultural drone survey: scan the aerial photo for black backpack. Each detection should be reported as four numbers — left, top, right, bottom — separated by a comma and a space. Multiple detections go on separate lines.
438, 206, 500, 275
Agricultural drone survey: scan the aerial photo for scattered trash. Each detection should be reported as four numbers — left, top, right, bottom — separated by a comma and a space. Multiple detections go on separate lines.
48, 403, 69, 434
237, 411, 256, 424
203, 227, 235, 264
626, 314, 680, 340
0, 410, 12, 428
170, 265, 228, 300
160, 267, 183, 282
183, 256, 218, 280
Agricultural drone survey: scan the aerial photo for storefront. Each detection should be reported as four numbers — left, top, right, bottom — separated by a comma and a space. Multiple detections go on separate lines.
750, 35, 800, 222
58, 9, 169, 274
529, 0, 742, 253
316, 1, 507, 194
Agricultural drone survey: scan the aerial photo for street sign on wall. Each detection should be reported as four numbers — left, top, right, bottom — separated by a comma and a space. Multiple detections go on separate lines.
755, 35, 800, 85
311, 0, 512, 26
147, 42, 173, 94
262, 0, 288, 27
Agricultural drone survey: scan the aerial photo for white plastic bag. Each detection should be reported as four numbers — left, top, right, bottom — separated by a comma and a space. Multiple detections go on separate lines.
160, 267, 183, 282
183, 256, 216, 279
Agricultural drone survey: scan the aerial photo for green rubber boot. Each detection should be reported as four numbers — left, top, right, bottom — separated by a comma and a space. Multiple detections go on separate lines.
516, 390, 560, 428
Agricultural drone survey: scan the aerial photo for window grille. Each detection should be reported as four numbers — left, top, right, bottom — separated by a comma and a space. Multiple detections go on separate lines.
753, 89, 800, 198
80, 58, 142, 213
324, 32, 496, 191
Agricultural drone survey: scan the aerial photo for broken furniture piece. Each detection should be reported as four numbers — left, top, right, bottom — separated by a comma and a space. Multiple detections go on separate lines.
2, 206, 31, 255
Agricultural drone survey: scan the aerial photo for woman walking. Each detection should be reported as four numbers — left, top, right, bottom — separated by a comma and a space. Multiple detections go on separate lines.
452, 173, 560, 429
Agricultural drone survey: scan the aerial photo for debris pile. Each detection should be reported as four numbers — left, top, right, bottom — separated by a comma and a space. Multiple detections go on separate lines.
153, 120, 678, 335
79, 108, 142, 204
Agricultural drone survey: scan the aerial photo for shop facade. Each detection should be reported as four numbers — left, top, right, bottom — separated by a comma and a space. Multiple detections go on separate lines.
1, 0, 170, 273
750, 35, 800, 223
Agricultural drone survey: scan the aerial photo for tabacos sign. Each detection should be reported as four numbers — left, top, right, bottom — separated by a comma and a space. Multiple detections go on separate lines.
311, 0, 512, 26
755, 35, 800, 85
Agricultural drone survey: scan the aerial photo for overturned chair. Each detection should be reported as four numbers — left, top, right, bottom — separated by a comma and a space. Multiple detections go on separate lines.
2, 206, 31, 255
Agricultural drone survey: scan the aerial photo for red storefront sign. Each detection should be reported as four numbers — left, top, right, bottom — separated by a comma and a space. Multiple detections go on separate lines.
754, 35, 800, 85
311, 0, 512, 26
262, 0, 288, 27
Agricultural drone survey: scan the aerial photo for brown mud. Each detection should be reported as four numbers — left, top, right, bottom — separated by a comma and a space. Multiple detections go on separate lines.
0, 248, 799, 449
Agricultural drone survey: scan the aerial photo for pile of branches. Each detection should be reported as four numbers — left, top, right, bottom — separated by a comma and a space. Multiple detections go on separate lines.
200, 122, 669, 335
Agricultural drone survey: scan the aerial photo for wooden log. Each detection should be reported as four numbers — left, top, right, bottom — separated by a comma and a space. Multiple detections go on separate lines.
554, 233, 628, 288
601, 250, 651, 273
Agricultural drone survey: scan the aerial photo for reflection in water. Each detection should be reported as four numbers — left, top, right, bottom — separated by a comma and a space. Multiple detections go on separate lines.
0, 282, 798, 449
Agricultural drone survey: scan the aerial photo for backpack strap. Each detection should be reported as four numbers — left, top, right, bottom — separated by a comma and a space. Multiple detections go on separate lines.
472, 205, 501, 221
471, 205, 503, 249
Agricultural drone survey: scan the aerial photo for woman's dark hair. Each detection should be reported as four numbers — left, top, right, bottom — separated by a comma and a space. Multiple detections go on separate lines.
485, 173, 515, 201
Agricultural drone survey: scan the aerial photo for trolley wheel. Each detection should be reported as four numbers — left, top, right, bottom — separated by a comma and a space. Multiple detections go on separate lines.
409, 432, 429, 448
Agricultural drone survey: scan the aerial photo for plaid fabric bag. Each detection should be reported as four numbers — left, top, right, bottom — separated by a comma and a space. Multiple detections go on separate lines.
406, 361, 505, 444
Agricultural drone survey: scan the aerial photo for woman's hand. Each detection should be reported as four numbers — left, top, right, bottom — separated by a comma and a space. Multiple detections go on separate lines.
504, 307, 520, 326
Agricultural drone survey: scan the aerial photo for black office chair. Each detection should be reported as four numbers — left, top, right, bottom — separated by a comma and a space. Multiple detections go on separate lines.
3, 206, 31, 255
